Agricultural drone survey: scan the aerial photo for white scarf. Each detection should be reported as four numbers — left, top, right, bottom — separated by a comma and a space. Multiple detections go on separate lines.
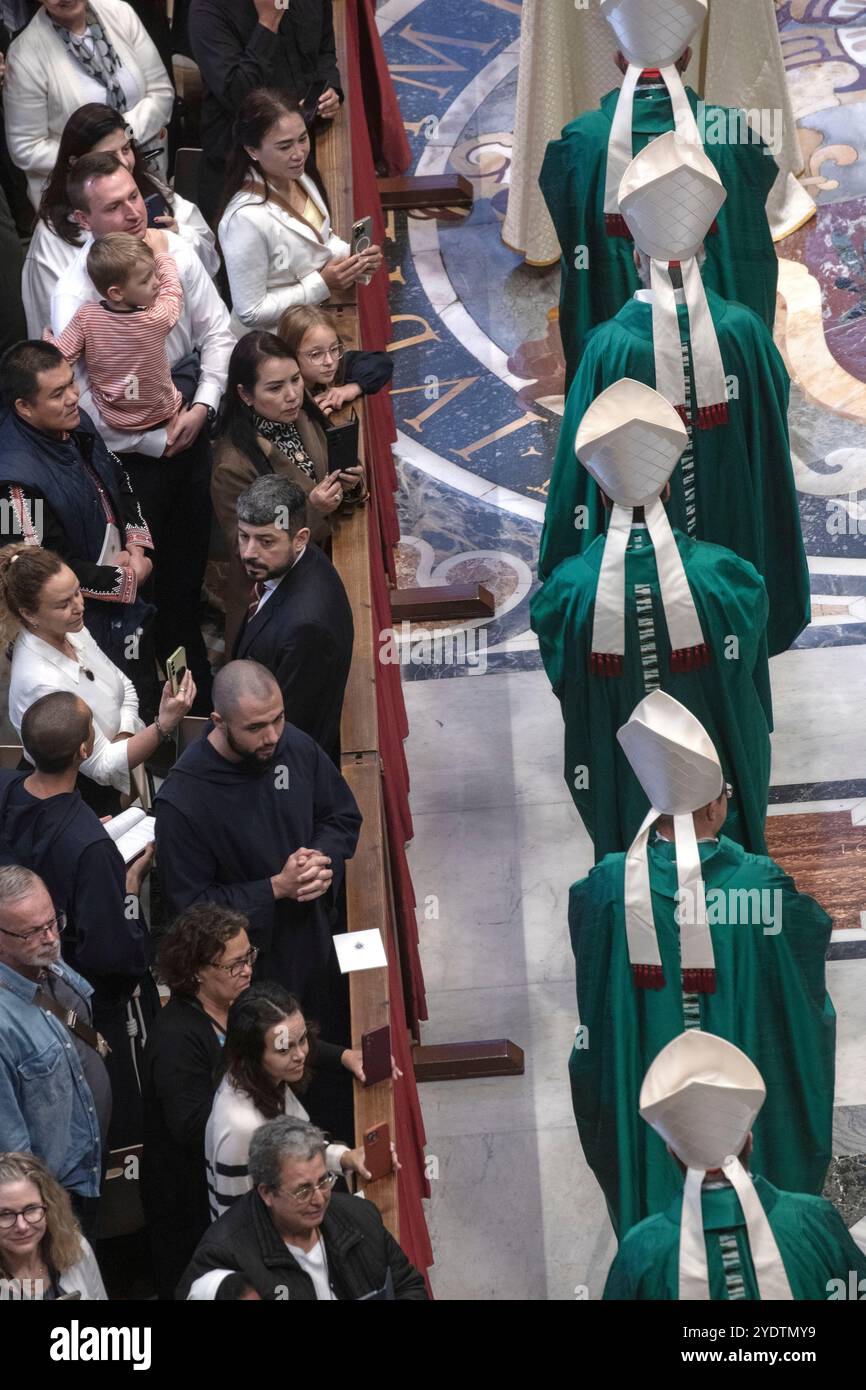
649, 257, 729, 427
679, 1159, 794, 1301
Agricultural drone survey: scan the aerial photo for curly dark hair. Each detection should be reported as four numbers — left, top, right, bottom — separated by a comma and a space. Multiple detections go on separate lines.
219, 982, 320, 1120
157, 904, 250, 995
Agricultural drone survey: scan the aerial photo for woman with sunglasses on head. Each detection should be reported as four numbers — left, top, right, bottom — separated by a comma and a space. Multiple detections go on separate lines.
0, 1151, 107, 1299
23, 100, 218, 338
278, 304, 393, 418
140, 903, 256, 1300
205, 982, 370, 1223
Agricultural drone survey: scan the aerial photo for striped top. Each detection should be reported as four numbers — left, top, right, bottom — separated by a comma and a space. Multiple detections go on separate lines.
204, 1075, 349, 1222
54, 252, 185, 431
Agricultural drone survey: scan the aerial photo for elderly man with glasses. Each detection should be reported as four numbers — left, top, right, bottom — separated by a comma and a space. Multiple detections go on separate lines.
0, 864, 111, 1239
180, 1117, 428, 1301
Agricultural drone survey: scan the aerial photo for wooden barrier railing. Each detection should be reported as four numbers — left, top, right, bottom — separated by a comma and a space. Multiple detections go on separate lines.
318, 0, 401, 1238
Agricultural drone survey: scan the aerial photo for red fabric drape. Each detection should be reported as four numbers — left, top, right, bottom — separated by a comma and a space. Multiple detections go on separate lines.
343, 0, 432, 1282
345, 0, 401, 579
387, 892, 433, 1287
355, 0, 413, 176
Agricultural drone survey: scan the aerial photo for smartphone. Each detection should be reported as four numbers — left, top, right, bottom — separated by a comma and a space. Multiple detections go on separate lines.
361, 1024, 391, 1088
363, 1121, 391, 1182
301, 79, 327, 127
144, 190, 170, 226
165, 646, 187, 696
351, 215, 373, 257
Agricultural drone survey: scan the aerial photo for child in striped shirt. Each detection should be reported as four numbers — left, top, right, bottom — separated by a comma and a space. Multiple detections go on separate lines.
51, 230, 185, 433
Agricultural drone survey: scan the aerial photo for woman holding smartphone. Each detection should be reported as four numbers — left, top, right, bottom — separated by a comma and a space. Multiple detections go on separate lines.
211, 331, 364, 651
217, 87, 382, 335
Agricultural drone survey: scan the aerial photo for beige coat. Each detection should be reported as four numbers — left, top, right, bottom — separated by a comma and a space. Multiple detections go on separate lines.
211, 409, 331, 653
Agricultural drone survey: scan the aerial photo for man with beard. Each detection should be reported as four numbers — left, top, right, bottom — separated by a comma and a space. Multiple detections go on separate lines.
0, 864, 110, 1235
154, 660, 361, 1039
232, 475, 353, 766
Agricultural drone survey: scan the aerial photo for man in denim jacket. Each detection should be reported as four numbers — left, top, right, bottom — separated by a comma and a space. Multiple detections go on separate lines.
0, 865, 110, 1235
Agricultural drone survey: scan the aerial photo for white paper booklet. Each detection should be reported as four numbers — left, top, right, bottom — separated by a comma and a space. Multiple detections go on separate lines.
103, 807, 155, 864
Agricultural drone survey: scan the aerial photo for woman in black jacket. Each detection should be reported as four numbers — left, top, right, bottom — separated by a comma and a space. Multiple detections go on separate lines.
140, 903, 255, 1300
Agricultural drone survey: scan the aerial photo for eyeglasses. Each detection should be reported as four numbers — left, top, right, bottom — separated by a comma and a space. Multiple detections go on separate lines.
0, 1204, 47, 1229
302, 343, 344, 365
208, 947, 258, 978
280, 1171, 338, 1205
0, 911, 66, 944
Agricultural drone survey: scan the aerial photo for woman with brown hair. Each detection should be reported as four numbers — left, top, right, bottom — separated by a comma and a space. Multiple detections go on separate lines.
278, 303, 393, 417
211, 331, 364, 651
0, 543, 194, 814
0, 1151, 107, 1298
217, 86, 382, 335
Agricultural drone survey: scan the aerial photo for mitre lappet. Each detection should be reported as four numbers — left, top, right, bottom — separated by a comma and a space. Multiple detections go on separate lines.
600, 0, 708, 234
619, 129, 729, 429
640, 1030, 794, 1301
616, 688, 721, 992
574, 378, 709, 677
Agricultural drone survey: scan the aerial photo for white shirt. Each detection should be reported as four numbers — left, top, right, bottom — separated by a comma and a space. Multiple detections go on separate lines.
218, 174, 352, 336
24, 193, 220, 338
205, 1075, 348, 1223
284, 1234, 336, 1300
9, 625, 143, 793
51, 228, 235, 458
252, 548, 306, 615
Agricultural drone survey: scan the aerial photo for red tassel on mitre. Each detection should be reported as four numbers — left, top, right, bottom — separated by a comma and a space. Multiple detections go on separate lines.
682, 967, 716, 994
590, 651, 624, 677
604, 212, 632, 238
695, 401, 729, 429
670, 643, 711, 673
632, 963, 666, 990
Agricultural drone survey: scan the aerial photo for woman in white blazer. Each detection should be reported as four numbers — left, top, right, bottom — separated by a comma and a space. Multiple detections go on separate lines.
23, 101, 218, 336
4, 0, 174, 209
218, 87, 383, 337
0, 545, 194, 811
0, 1153, 107, 1301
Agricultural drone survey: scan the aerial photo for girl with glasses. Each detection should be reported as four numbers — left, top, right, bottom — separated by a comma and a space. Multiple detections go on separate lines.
278, 304, 393, 419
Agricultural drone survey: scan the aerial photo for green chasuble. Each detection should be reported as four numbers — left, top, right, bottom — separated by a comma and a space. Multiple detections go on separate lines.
603, 1178, 866, 1300
570, 837, 836, 1240
537, 290, 810, 658
539, 86, 779, 388
530, 528, 772, 861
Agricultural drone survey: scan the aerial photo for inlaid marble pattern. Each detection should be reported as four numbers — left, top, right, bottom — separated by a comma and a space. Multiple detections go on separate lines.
764, 809, 866, 931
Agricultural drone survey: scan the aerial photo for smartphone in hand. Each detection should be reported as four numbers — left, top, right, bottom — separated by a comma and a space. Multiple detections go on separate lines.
165, 646, 187, 696
363, 1122, 392, 1182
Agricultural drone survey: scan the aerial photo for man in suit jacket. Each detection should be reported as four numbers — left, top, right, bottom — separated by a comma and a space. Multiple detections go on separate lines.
188, 0, 342, 222
232, 474, 353, 765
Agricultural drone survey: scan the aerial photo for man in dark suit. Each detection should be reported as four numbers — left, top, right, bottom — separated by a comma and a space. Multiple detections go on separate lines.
232, 475, 353, 765
188, 0, 342, 222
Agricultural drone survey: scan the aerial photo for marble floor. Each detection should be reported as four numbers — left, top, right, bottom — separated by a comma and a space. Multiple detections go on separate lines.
377, 0, 866, 1297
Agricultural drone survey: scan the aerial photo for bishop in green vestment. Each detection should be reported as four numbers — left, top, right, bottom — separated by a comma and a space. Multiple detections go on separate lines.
604, 1178, 866, 1300
570, 835, 836, 1239
539, 84, 778, 386
531, 529, 772, 860
537, 287, 810, 657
